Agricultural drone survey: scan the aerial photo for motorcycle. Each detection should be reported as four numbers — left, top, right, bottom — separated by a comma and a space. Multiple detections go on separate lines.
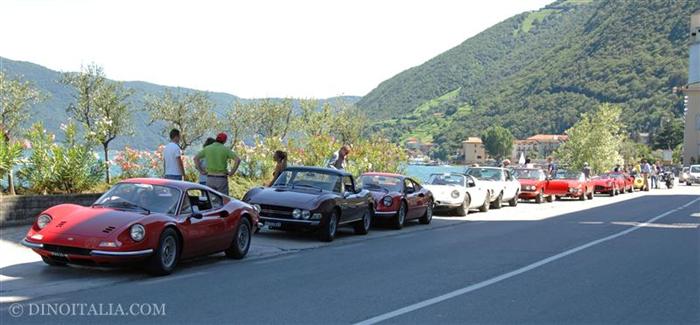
661, 171, 674, 189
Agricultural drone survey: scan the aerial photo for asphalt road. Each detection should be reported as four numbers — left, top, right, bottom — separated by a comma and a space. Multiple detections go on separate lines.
1, 186, 699, 324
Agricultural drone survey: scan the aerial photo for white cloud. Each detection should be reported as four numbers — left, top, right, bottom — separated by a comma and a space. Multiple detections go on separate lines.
0, 0, 552, 98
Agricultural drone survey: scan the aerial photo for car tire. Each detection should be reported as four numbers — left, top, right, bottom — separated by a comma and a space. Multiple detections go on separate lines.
353, 209, 371, 235
688, 182, 692, 186
491, 192, 503, 209
610, 188, 616, 197
535, 190, 544, 204
587, 190, 594, 200
146, 228, 179, 276
555, 195, 562, 201
419, 201, 433, 224
508, 192, 518, 207
225, 217, 252, 259
393, 202, 407, 230
320, 210, 339, 242
41, 256, 67, 267
479, 193, 490, 212
546, 194, 554, 203
579, 192, 587, 201
457, 194, 470, 216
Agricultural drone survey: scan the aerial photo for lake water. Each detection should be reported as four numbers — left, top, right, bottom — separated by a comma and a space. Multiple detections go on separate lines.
404, 165, 468, 182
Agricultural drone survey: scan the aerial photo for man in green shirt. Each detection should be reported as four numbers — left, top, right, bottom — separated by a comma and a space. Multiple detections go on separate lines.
194, 133, 240, 196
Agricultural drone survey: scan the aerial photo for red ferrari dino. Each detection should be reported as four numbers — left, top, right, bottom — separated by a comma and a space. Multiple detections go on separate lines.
22, 178, 259, 275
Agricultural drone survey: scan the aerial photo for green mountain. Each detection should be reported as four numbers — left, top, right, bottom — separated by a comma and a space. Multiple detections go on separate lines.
1, 57, 360, 150
357, 0, 698, 157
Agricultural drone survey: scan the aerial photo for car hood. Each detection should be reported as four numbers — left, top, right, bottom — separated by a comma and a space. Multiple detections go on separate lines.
424, 185, 465, 198
40, 204, 150, 238
246, 187, 332, 210
367, 190, 401, 202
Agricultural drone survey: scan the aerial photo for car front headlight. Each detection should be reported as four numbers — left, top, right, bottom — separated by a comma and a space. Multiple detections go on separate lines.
252, 204, 261, 213
130, 224, 145, 241
37, 214, 52, 229
525, 185, 535, 191
451, 190, 460, 199
568, 187, 579, 193
382, 196, 393, 207
302, 210, 311, 220
292, 209, 301, 219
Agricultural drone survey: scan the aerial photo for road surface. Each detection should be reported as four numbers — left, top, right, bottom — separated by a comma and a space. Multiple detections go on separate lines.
1, 186, 698, 324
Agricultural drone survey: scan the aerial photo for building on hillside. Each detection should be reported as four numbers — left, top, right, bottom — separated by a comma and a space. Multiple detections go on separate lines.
462, 137, 488, 164
405, 137, 434, 158
512, 134, 568, 160
681, 10, 700, 165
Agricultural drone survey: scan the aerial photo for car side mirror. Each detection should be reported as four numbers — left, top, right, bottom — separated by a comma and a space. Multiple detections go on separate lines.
406, 188, 415, 194
191, 206, 203, 219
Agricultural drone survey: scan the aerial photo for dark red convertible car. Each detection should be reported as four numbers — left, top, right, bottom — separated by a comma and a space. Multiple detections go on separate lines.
592, 172, 630, 196
360, 172, 433, 229
547, 170, 594, 201
513, 168, 553, 203
22, 178, 259, 275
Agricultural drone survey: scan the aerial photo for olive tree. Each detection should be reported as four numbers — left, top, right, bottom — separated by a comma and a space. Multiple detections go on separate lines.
62, 64, 133, 183
145, 89, 215, 150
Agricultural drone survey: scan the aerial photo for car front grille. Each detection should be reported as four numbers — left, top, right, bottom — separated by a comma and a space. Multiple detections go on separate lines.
260, 205, 294, 219
42, 244, 92, 256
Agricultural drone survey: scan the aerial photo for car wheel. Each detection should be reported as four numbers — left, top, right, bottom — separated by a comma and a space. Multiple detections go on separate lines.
146, 228, 179, 276
353, 209, 371, 235
457, 194, 470, 216
320, 210, 339, 242
579, 192, 587, 201
610, 187, 616, 197
491, 192, 503, 209
508, 192, 518, 207
555, 195, 562, 201
225, 217, 252, 259
688, 182, 692, 186
535, 190, 544, 204
479, 193, 490, 212
393, 202, 407, 230
587, 190, 594, 200
419, 201, 433, 224
41, 256, 67, 267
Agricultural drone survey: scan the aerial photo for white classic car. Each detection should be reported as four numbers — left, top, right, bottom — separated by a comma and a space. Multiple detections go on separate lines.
423, 173, 490, 215
464, 167, 520, 209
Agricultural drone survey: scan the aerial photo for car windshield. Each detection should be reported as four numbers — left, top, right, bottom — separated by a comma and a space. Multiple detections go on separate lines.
426, 174, 466, 186
513, 169, 544, 180
360, 175, 402, 192
553, 170, 581, 180
94, 183, 181, 215
691, 166, 700, 173
465, 168, 503, 181
273, 169, 342, 192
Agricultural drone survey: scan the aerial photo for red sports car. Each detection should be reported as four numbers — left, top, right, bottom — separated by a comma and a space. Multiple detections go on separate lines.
359, 173, 433, 229
21, 178, 259, 275
513, 168, 553, 203
548, 170, 594, 201
592, 172, 628, 196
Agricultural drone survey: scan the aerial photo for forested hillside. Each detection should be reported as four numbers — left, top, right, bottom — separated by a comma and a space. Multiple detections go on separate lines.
1, 57, 360, 149
358, 0, 698, 158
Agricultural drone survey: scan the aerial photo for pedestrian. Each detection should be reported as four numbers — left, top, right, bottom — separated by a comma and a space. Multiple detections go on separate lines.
269, 150, 288, 186
502, 159, 511, 168
327, 145, 350, 170
198, 137, 216, 185
640, 159, 652, 191
546, 157, 557, 178
613, 164, 621, 172
525, 158, 534, 168
194, 132, 241, 196
163, 129, 184, 181
582, 162, 592, 179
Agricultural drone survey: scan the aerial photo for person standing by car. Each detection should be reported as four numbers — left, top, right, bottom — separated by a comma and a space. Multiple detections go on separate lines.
546, 157, 558, 178
198, 137, 216, 185
194, 133, 240, 196
327, 145, 350, 170
582, 162, 592, 179
640, 159, 652, 191
163, 129, 184, 181
269, 150, 288, 186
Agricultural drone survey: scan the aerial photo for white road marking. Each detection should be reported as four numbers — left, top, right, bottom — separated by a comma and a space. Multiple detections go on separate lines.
141, 271, 208, 286
354, 197, 700, 325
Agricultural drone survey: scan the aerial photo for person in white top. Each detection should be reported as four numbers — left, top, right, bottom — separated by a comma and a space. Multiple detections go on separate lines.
163, 129, 184, 181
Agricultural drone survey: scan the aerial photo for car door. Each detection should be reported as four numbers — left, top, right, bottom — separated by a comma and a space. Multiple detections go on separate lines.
341, 176, 362, 222
180, 189, 227, 256
503, 169, 518, 199
466, 175, 485, 208
403, 179, 419, 219
410, 179, 428, 216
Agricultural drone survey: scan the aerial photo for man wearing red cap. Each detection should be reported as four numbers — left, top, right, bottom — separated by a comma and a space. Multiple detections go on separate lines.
194, 132, 240, 195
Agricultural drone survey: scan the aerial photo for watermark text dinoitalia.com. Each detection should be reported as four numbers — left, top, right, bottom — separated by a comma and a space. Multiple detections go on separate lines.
8, 302, 166, 318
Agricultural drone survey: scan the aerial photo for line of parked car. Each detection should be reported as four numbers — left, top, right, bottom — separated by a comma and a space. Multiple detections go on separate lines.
19, 164, 682, 276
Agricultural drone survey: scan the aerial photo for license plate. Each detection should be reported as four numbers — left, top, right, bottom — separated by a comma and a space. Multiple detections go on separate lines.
266, 221, 282, 228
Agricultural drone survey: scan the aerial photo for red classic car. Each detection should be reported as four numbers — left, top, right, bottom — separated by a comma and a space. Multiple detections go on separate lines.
512, 168, 553, 203
22, 178, 259, 275
548, 170, 594, 201
592, 172, 630, 196
359, 172, 433, 229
